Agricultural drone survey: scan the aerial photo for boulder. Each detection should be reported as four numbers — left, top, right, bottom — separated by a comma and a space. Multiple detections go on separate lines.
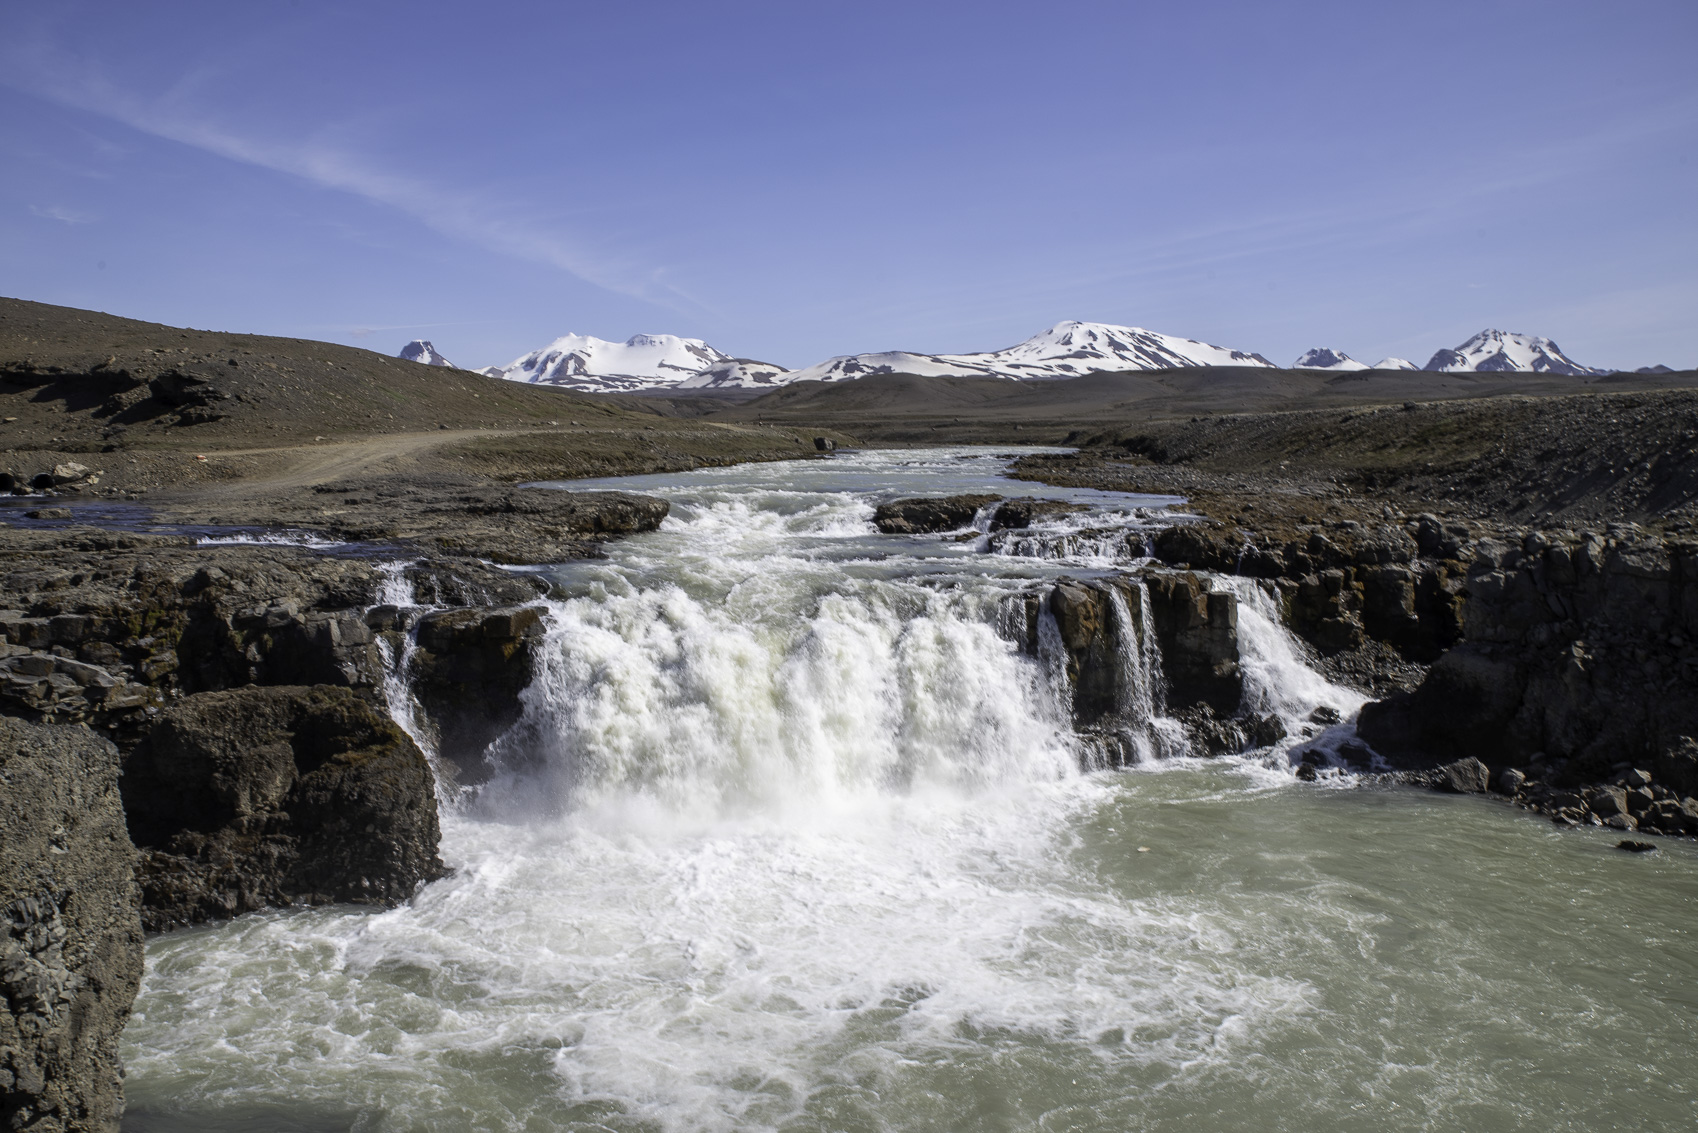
48, 465, 91, 487
1586, 786, 1628, 818
1431, 756, 1490, 793
121, 685, 445, 932
1358, 644, 1525, 767
1495, 767, 1527, 795
549, 491, 669, 535
0, 718, 143, 1133
872, 495, 1001, 535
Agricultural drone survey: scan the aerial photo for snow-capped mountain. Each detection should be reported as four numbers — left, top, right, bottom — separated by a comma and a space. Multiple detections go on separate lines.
482, 332, 791, 393
1423, 330, 1600, 375
784, 321, 1275, 384
1293, 348, 1369, 371
398, 340, 454, 367
1373, 357, 1418, 371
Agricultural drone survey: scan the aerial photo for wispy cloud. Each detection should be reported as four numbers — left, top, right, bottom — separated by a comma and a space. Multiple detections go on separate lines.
0, 31, 687, 314
339, 321, 492, 339
29, 203, 96, 224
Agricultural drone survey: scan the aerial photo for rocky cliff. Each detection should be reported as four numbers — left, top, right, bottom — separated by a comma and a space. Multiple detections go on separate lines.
1358, 526, 1698, 834
1, 719, 143, 1133
1011, 570, 1275, 763
0, 537, 556, 931
1140, 510, 1698, 836
122, 686, 445, 932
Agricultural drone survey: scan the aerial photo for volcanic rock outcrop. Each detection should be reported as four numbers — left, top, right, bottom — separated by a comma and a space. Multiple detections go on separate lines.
1358, 528, 1698, 802
872, 494, 1002, 534
1, 718, 143, 1133
121, 685, 445, 932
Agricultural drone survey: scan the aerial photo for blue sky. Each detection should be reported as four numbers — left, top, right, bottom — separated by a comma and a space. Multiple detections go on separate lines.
2, 0, 1694, 371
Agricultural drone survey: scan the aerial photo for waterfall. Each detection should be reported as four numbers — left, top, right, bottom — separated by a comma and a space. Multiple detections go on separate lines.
1218, 577, 1364, 732
370, 559, 456, 802
470, 580, 1083, 822
1103, 581, 1189, 764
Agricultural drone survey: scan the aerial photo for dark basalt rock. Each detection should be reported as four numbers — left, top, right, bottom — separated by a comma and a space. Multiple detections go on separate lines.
409, 605, 547, 783
1046, 579, 1138, 726
1, 718, 143, 1133
1357, 644, 1524, 768
1043, 571, 1243, 727
1172, 704, 1285, 756
1142, 571, 1241, 716
1431, 756, 1490, 794
1360, 531, 1698, 804
872, 494, 1002, 535
1149, 520, 1464, 662
121, 685, 445, 933
988, 498, 1088, 531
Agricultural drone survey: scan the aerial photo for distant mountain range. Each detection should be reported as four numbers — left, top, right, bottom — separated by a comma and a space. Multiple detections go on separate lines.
1293, 348, 1418, 372
778, 321, 1276, 385
466, 332, 790, 393
399, 324, 1676, 390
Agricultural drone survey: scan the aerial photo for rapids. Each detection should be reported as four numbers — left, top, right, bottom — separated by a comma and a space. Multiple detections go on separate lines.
121, 448, 1698, 1132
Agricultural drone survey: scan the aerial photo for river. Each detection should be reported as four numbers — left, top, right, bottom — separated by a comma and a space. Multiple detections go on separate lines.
121, 447, 1698, 1132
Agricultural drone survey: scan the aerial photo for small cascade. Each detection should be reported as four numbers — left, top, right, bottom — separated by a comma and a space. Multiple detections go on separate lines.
1219, 577, 1364, 726
981, 506, 1184, 566
1102, 580, 1189, 764
369, 561, 455, 802
374, 559, 418, 608
987, 526, 1144, 563
1019, 568, 1365, 772
1218, 576, 1368, 771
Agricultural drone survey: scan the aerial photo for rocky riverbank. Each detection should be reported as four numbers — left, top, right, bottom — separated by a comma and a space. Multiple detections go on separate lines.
1010, 451, 1698, 841
0, 521, 637, 1121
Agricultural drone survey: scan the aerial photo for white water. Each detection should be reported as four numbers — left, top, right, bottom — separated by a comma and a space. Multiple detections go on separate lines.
123, 448, 1698, 1133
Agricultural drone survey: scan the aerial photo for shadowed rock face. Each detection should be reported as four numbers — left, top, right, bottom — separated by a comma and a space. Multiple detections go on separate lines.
1, 718, 143, 1133
1359, 530, 1698, 791
1046, 579, 1136, 726
408, 605, 547, 784
1042, 572, 1241, 723
121, 685, 445, 933
1142, 571, 1241, 716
